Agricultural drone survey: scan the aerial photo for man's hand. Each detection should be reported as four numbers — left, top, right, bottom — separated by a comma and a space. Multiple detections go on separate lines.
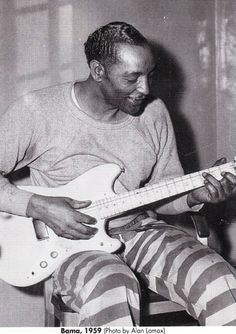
26, 194, 97, 240
187, 158, 236, 207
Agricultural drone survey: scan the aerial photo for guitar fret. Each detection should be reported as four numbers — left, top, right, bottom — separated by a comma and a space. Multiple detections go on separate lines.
166, 180, 178, 196
190, 174, 202, 188
174, 177, 186, 193
158, 183, 169, 198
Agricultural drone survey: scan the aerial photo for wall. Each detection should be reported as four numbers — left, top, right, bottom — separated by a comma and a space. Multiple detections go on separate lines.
0, 0, 222, 326
216, 0, 236, 160
215, 0, 236, 264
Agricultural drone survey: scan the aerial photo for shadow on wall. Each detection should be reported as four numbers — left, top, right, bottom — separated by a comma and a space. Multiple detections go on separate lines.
16, 281, 44, 296
149, 41, 200, 173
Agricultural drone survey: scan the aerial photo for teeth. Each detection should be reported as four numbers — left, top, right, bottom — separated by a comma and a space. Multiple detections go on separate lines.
128, 97, 144, 104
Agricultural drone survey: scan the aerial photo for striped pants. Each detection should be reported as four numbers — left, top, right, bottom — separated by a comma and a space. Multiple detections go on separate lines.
53, 219, 236, 326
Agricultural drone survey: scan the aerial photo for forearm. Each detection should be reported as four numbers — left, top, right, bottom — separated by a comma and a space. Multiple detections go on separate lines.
154, 194, 203, 215
0, 174, 33, 216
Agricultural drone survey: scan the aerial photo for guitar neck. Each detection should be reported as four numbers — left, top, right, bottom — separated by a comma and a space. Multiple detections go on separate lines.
90, 161, 236, 219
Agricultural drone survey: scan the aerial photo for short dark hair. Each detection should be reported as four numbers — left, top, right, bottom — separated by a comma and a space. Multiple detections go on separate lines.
84, 21, 148, 67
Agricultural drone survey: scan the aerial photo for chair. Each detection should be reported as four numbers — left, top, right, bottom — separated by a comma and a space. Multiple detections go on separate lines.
44, 212, 210, 327
44, 277, 78, 326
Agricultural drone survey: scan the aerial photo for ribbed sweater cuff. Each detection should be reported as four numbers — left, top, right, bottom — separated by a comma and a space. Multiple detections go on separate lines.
173, 194, 204, 213
0, 179, 33, 216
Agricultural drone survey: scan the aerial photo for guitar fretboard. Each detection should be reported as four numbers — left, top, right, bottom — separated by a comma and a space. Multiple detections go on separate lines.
85, 161, 236, 219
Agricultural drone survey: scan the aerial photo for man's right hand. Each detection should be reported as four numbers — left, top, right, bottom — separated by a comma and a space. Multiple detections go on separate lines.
26, 194, 97, 240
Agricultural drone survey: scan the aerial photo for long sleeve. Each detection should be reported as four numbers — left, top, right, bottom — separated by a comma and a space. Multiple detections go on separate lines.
0, 95, 36, 216
147, 102, 201, 215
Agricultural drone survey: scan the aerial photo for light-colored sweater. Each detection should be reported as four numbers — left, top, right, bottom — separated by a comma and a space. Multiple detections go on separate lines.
0, 81, 194, 229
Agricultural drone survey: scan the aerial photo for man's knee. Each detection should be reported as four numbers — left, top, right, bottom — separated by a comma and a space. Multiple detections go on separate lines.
54, 251, 140, 300
187, 254, 236, 305
90, 254, 140, 294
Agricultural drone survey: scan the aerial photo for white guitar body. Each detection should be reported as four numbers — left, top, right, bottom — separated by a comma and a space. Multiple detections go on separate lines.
0, 163, 122, 287
1, 159, 235, 287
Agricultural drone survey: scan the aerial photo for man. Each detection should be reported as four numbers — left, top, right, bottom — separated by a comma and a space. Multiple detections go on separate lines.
1, 22, 236, 326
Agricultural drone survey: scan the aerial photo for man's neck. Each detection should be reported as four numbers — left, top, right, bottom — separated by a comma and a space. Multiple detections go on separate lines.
74, 78, 127, 123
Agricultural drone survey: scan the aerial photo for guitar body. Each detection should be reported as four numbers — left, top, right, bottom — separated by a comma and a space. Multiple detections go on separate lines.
0, 163, 122, 287
1, 159, 235, 287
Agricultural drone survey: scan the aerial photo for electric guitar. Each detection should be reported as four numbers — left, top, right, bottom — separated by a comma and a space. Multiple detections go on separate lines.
0, 161, 235, 287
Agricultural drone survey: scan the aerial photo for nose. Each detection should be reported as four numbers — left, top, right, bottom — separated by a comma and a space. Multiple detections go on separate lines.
137, 76, 150, 96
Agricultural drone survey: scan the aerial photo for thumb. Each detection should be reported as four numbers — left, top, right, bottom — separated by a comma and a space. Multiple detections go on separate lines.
69, 199, 92, 209
212, 157, 227, 167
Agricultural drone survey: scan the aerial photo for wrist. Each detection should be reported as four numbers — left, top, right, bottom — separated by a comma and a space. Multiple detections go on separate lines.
26, 194, 46, 219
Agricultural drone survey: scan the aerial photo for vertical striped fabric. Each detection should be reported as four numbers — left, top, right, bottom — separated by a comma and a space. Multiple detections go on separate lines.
53, 221, 236, 326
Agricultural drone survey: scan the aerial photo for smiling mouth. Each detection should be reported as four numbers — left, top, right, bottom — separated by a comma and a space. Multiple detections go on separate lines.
128, 97, 145, 105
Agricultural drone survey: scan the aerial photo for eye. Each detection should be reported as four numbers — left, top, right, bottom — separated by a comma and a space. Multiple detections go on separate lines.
125, 77, 138, 84
127, 78, 138, 84
124, 74, 139, 84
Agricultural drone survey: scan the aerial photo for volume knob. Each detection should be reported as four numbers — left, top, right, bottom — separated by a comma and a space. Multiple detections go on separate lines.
50, 251, 59, 258
40, 261, 48, 268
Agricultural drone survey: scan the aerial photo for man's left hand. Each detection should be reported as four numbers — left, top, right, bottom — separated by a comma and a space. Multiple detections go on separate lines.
187, 158, 236, 207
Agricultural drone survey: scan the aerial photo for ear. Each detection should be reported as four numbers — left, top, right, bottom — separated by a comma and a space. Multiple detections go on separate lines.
89, 60, 105, 82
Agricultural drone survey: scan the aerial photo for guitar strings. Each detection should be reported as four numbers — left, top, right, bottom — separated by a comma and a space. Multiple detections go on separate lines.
83, 162, 236, 217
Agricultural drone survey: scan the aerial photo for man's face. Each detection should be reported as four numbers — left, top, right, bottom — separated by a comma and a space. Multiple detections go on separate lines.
100, 43, 156, 116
